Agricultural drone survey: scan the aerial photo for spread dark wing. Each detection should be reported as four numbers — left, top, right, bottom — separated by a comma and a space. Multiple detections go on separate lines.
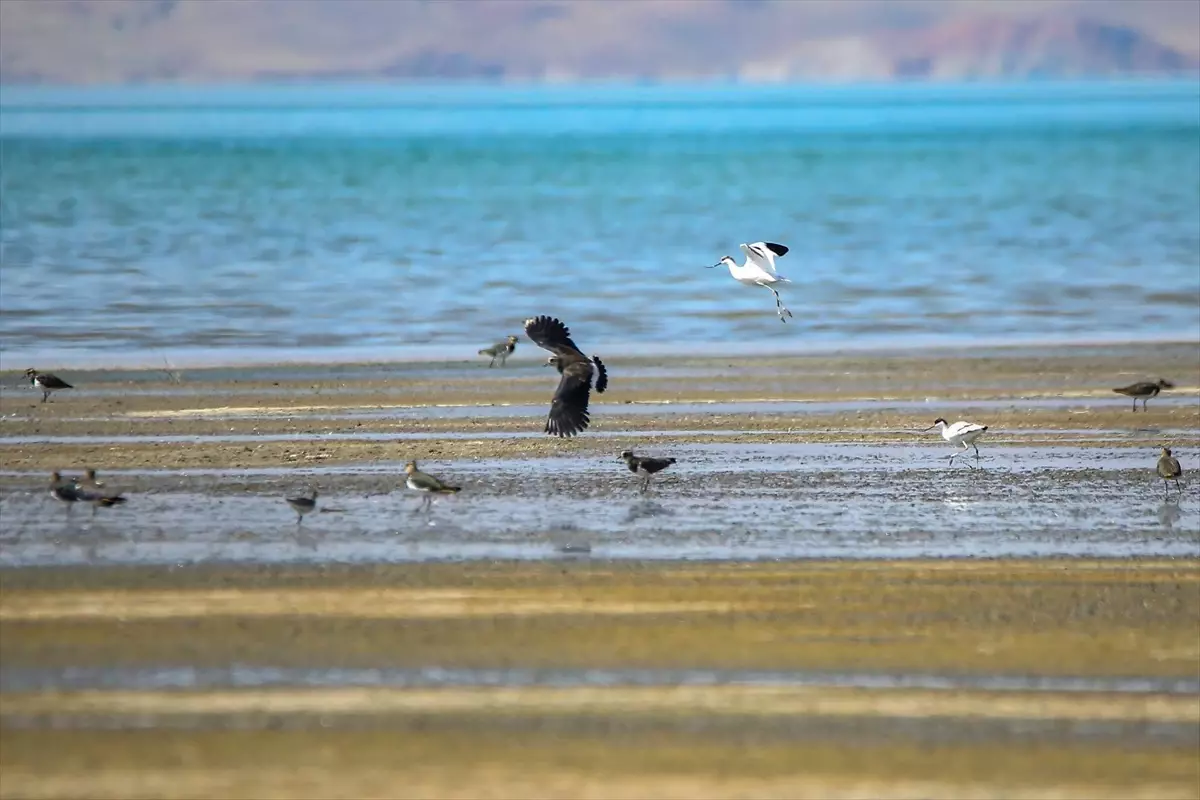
546, 360, 595, 437
524, 315, 584, 359
764, 242, 789, 257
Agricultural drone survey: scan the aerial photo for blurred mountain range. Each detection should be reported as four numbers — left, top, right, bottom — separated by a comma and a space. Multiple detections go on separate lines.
1, 0, 1197, 85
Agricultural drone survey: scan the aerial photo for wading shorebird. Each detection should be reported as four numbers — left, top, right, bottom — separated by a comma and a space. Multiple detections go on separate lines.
48, 472, 83, 512
72, 469, 127, 516
478, 335, 519, 368
24, 369, 73, 403
707, 241, 794, 323
1157, 447, 1183, 498
404, 461, 461, 512
620, 450, 678, 493
1113, 379, 1174, 412
285, 488, 318, 526
524, 315, 608, 437
926, 418, 989, 468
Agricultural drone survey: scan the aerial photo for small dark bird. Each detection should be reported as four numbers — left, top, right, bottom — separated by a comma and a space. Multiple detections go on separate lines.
524, 315, 607, 437
286, 488, 318, 525
1113, 379, 1174, 412
478, 335, 519, 367
405, 461, 461, 512
621, 450, 677, 493
24, 369, 73, 403
1157, 447, 1183, 498
48, 471, 82, 511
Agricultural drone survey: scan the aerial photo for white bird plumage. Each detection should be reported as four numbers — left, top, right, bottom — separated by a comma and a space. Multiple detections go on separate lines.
707, 241, 794, 322
926, 417, 989, 467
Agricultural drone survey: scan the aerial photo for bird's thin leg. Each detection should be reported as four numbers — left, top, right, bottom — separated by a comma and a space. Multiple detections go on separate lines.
41, 390, 49, 403
296, 514, 302, 526
1132, 398, 1137, 412
1143, 398, 1149, 412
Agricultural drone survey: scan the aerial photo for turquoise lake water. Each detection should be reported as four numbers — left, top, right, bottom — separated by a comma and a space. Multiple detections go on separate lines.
1, 82, 1197, 367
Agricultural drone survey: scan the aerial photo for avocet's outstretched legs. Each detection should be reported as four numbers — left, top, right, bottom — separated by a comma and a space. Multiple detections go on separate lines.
758, 283, 793, 322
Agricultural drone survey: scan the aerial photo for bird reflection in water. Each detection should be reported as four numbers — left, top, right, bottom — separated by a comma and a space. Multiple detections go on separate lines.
1157, 499, 1183, 530
625, 500, 673, 523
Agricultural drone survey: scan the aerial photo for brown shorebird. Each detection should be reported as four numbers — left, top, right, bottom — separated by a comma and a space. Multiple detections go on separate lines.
286, 488, 318, 525
524, 315, 607, 437
1113, 379, 1173, 412
75, 468, 105, 492
24, 369, 73, 403
478, 335, 519, 367
620, 451, 677, 493
405, 461, 461, 512
1157, 447, 1183, 499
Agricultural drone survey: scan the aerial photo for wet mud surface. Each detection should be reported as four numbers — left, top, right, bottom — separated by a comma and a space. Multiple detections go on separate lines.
2, 344, 1198, 798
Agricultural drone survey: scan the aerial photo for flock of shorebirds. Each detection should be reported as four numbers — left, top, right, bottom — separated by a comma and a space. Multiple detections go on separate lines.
21, 243, 1190, 521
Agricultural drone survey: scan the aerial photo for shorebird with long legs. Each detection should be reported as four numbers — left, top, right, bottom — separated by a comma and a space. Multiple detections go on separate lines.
621, 451, 677, 493
707, 241, 794, 322
1157, 447, 1183, 498
1113, 379, 1173, 412
524, 315, 608, 437
405, 461, 462, 512
24, 369, 73, 403
286, 488, 318, 525
478, 335, 519, 367
926, 418, 989, 468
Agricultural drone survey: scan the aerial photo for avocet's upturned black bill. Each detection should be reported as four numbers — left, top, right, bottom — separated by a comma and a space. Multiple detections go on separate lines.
524, 315, 607, 438
24, 369, 72, 403
707, 242, 793, 323
1113, 379, 1173, 412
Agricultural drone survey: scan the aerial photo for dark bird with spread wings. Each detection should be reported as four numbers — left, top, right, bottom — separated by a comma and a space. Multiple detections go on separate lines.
524, 315, 608, 437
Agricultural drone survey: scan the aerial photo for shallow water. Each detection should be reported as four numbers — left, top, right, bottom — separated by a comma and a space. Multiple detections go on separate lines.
3, 443, 1196, 566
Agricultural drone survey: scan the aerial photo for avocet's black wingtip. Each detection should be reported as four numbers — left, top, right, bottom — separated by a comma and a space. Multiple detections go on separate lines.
765, 242, 789, 257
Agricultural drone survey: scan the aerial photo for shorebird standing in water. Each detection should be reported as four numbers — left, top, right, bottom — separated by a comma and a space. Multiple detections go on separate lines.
1113, 379, 1174, 412
24, 369, 73, 403
478, 335, 519, 368
73, 469, 127, 516
286, 488, 318, 525
524, 315, 607, 438
1157, 447, 1183, 498
49, 472, 82, 512
404, 461, 462, 512
620, 451, 678, 493
925, 418, 989, 468
707, 241, 794, 323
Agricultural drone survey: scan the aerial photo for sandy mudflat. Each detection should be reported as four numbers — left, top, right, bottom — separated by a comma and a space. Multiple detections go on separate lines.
2, 343, 1199, 798
1, 342, 1198, 472
2, 560, 1199, 799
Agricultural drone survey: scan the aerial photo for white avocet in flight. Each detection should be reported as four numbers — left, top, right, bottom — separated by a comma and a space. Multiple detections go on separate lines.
925, 418, 989, 468
707, 242, 794, 323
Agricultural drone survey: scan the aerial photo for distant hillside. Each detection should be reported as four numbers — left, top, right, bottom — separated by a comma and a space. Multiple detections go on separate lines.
0, 0, 1196, 84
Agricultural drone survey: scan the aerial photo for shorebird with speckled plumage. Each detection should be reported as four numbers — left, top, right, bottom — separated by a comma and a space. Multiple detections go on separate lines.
479, 335, 519, 367
1157, 447, 1183, 498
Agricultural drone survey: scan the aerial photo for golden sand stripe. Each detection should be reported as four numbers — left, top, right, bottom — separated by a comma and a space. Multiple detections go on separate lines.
4, 685, 1197, 724
0, 588, 746, 621
2, 768, 1194, 800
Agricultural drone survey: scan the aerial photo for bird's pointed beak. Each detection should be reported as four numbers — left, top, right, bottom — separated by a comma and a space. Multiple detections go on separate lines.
706, 263, 721, 269
922, 425, 937, 432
